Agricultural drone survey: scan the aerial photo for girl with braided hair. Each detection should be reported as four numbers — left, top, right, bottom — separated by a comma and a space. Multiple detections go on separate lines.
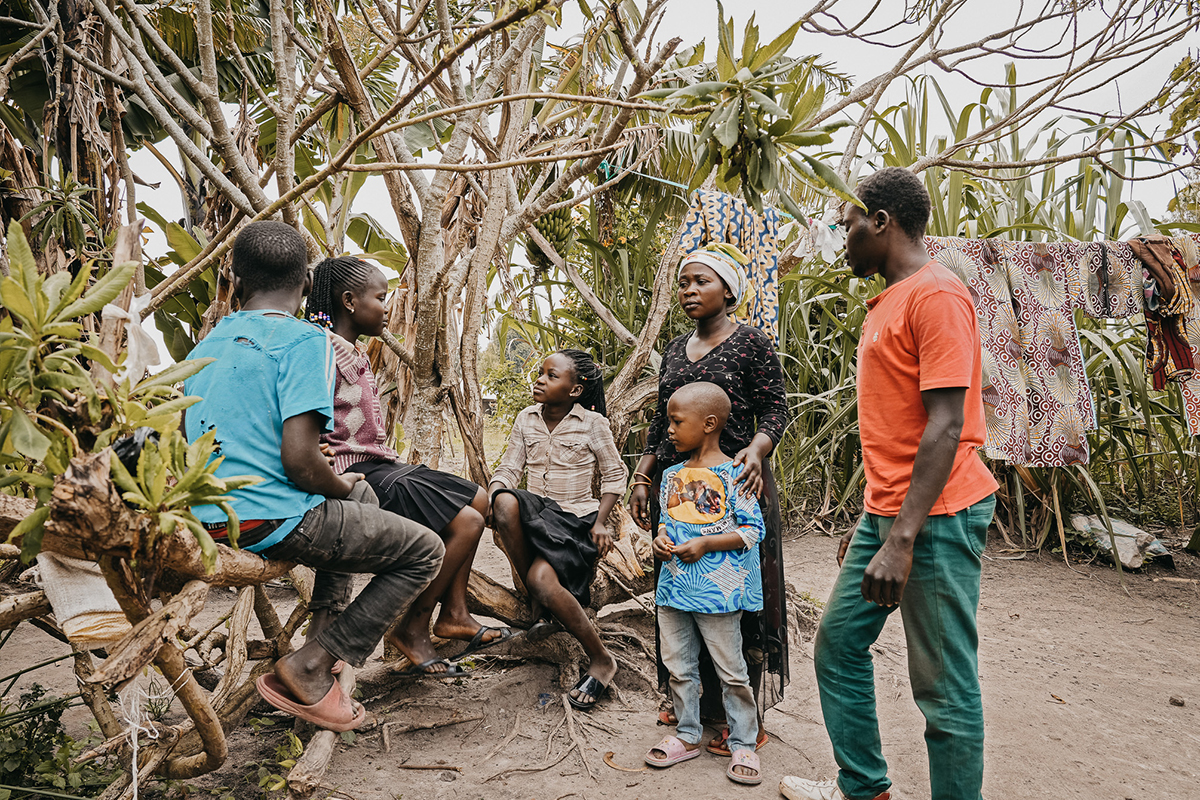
307, 256, 511, 677
488, 349, 627, 710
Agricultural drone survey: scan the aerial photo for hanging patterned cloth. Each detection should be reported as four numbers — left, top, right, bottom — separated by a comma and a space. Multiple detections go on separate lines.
924, 235, 1145, 466
678, 190, 782, 346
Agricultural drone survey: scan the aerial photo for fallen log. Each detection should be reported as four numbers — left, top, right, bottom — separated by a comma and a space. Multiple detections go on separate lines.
0, 450, 295, 587
467, 504, 653, 628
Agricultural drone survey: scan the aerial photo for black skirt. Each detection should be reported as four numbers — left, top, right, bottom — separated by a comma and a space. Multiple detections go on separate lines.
493, 488, 599, 605
354, 461, 480, 535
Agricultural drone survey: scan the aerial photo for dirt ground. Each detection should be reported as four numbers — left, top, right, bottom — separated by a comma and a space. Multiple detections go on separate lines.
5, 524, 1199, 800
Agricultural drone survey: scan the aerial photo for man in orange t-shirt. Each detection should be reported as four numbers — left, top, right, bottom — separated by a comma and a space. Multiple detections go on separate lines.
781, 168, 998, 800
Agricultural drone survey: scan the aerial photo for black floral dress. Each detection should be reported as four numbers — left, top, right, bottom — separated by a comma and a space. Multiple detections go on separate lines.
646, 324, 790, 714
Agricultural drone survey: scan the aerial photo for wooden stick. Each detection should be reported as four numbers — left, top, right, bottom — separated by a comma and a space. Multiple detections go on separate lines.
484, 712, 521, 762
396, 764, 461, 772
380, 714, 485, 752
88, 580, 210, 687
286, 666, 356, 797
0, 590, 50, 630
72, 645, 123, 740
484, 748, 571, 782
211, 586, 253, 708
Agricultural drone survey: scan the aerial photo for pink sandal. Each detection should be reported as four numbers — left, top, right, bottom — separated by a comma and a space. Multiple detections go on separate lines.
255, 673, 366, 732
726, 749, 762, 785
644, 735, 702, 768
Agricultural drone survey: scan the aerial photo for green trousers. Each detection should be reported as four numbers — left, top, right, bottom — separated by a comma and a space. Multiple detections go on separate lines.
814, 495, 996, 800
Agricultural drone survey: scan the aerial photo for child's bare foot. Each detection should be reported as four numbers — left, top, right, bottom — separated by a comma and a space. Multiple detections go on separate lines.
385, 624, 446, 674
273, 643, 337, 705
569, 652, 617, 707
431, 612, 504, 646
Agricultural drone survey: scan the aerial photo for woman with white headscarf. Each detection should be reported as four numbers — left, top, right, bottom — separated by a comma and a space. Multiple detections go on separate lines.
629, 244, 789, 759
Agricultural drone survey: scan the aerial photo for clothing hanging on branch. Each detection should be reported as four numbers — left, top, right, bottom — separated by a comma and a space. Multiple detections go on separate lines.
678, 190, 782, 346
1129, 235, 1197, 389
1129, 235, 1200, 435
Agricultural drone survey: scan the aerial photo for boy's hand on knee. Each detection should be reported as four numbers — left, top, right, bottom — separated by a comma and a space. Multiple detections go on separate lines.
319, 442, 337, 468
337, 472, 364, 498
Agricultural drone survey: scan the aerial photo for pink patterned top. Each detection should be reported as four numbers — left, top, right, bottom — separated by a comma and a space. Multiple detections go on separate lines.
322, 335, 400, 474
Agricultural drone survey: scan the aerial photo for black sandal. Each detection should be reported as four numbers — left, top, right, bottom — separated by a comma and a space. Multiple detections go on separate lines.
567, 673, 608, 711
525, 618, 562, 644
451, 625, 514, 659
393, 658, 471, 678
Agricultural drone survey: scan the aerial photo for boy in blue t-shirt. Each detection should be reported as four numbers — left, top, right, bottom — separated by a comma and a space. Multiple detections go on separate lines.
645, 382, 764, 785
184, 221, 444, 732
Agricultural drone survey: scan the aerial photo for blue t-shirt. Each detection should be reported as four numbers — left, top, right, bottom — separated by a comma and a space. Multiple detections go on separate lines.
184, 310, 336, 553
654, 461, 764, 614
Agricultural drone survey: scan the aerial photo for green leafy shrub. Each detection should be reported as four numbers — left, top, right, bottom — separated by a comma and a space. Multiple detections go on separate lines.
0, 685, 117, 798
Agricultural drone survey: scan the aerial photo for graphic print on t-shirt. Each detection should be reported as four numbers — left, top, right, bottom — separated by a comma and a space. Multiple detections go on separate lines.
665, 467, 728, 524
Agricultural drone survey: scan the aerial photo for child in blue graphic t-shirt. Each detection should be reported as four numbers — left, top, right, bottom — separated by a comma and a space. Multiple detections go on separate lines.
644, 382, 764, 786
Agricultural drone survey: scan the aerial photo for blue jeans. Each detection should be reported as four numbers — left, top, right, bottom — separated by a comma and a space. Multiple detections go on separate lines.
814, 495, 996, 800
658, 606, 758, 753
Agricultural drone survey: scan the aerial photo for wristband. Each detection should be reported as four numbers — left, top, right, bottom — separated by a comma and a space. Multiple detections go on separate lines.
633, 470, 653, 482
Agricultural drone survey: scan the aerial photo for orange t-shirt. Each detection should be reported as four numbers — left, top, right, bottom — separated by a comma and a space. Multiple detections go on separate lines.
857, 261, 998, 516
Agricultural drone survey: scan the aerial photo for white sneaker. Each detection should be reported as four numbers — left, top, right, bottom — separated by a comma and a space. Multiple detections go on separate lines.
779, 776, 891, 800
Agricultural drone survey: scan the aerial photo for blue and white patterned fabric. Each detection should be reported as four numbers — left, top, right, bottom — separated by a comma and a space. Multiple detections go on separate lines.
678, 190, 782, 346
654, 461, 764, 614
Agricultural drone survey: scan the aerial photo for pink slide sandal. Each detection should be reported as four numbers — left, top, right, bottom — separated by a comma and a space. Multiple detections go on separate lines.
255, 673, 366, 732
726, 749, 762, 785
645, 735, 702, 768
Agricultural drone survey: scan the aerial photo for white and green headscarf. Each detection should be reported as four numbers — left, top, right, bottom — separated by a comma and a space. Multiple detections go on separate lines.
679, 243, 752, 306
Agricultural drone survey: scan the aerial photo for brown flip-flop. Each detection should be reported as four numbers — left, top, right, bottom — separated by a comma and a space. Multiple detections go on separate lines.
255, 673, 366, 732
706, 727, 768, 756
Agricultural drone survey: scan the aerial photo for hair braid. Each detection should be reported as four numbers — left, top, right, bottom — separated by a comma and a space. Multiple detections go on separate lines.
557, 349, 607, 416
306, 256, 378, 328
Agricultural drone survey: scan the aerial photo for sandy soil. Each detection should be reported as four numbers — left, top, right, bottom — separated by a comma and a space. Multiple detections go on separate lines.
4, 526, 1198, 800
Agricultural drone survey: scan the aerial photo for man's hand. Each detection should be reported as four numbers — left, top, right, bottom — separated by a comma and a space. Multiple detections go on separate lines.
672, 537, 709, 564
591, 524, 614, 559
860, 536, 914, 607
340, 472, 364, 496
837, 528, 855, 567
652, 532, 675, 561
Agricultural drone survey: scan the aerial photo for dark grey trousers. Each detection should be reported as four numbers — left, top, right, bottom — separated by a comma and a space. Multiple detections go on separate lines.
262, 482, 444, 666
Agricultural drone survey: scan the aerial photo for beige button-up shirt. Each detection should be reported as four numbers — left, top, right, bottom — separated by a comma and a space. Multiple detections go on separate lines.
491, 404, 628, 516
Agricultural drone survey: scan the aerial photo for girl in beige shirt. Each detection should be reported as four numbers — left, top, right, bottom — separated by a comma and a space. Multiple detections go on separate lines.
489, 350, 627, 711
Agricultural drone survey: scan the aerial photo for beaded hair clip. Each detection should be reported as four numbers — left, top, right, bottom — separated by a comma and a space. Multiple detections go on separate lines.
308, 311, 333, 329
